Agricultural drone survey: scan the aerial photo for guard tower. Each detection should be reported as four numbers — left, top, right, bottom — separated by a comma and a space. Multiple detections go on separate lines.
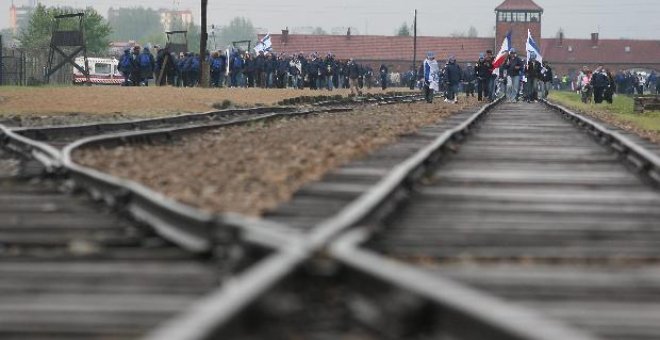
165, 31, 188, 55
495, 0, 543, 54
45, 13, 90, 84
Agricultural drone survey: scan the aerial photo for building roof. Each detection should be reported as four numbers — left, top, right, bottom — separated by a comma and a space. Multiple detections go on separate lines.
495, 0, 543, 12
542, 38, 660, 65
257, 34, 494, 63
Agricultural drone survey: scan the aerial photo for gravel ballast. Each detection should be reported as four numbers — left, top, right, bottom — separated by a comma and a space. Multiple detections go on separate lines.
0, 87, 405, 127
74, 99, 479, 216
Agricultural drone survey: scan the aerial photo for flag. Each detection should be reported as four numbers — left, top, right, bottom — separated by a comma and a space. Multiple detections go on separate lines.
492, 31, 511, 73
254, 34, 272, 53
526, 29, 543, 64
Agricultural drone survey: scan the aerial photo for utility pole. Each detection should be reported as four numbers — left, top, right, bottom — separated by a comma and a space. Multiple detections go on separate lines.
410, 9, 417, 89
0, 34, 3, 86
199, 0, 209, 87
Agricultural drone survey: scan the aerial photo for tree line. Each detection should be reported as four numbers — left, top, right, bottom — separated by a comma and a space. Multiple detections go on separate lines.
11, 5, 482, 55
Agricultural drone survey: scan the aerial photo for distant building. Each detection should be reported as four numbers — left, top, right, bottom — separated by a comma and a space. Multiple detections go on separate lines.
108, 40, 138, 56
259, 0, 660, 76
159, 9, 193, 31
9, 1, 34, 34
107, 7, 194, 32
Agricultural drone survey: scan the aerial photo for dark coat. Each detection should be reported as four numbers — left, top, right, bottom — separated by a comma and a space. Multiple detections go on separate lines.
348, 61, 360, 79
444, 62, 462, 85
591, 71, 610, 88
505, 56, 523, 76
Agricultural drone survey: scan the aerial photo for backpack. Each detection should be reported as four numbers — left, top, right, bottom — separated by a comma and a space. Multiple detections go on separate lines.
232, 56, 243, 69
139, 53, 152, 68
211, 58, 222, 71
191, 57, 201, 72
119, 55, 131, 71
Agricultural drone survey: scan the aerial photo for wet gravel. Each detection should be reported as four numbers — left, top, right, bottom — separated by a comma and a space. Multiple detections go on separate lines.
74, 98, 479, 216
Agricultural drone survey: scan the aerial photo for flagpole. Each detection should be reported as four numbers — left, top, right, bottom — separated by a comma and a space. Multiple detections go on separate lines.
411, 9, 417, 89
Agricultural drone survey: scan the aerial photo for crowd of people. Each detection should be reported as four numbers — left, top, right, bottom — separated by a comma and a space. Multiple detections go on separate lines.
118, 44, 659, 104
419, 48, 555, 104
418, 47, 660, 105
118, 45, 393, 96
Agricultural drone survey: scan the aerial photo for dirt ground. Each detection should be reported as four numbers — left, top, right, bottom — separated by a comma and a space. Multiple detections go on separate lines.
0, 86, 408, 126
74, 98, 480, 216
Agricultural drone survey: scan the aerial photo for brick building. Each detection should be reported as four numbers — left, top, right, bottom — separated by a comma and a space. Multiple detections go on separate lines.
258, 0, 660, 77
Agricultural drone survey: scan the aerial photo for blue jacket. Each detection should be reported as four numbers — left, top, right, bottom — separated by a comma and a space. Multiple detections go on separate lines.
190, 56, 201, 72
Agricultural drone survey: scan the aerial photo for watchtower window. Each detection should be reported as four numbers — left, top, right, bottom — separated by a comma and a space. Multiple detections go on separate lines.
498, 11, 512, 22
529, 12, 540, 22
497, 11, 541, 23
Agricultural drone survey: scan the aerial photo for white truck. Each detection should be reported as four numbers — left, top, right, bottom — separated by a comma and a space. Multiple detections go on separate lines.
73, 56, 124, 85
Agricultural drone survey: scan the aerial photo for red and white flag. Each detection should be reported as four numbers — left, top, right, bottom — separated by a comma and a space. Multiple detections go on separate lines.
492, 31, 511, 73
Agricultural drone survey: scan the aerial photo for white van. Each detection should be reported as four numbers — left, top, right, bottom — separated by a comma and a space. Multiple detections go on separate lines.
73, 56, 123, 85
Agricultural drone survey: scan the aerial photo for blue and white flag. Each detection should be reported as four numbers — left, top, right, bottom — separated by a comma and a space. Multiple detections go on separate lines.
526, 29, 542, 64
254, 34, 272, 53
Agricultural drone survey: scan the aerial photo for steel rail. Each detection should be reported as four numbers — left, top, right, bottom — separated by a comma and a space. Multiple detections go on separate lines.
2, 93, 416, 255
11, 92, 422, 144
543, 100, 660, 186
11, 106, 293, 144
60, 107, 347, 253
329, 228, 599, 340
150, 97, 627, 340
147, 99, 549, 340
0, 125, 62, 171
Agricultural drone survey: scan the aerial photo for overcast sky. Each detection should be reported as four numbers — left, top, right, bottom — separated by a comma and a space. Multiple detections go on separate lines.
2, 0, 659, 39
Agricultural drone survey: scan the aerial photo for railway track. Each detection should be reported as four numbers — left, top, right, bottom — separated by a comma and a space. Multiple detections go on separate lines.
0, 147, 245, 339
0, 92, 429, 339
147, 99, 658, 340
362, 102, 660, 339
3, 93, 659, 339
10, 92, 421, 150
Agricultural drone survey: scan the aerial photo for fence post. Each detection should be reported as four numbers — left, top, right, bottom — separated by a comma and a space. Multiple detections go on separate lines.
0, 34, 4, 86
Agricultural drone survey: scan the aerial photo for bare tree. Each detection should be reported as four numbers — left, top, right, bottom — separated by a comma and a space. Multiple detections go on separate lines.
312, 27, 328, 35
396, 22, 411, 36
467, 26, 478, 38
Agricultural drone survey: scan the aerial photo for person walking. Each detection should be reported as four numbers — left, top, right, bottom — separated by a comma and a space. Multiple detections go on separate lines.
539, 61, 553, 99
254, 50, 266, 88
138, 46, 155, 86
591, 65, 609, 104
475, 53, 490, 101
463, 62, 476, 97
444, 56, 462, 103
379, 64, 388, 90
118, 48, 132, 86
580, 68, 593, 103
347, 58, 362, 96
229, 51, 243, 88
604, 69, 616, 104
524, 52, 542, 102
423, 52, 440, 103
210, 51, 225, 87
504, 49, 523, 102
129, 46, 142, 86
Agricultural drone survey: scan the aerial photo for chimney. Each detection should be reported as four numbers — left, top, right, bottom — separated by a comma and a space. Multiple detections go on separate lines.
558, 32, 564, 46
282, 27, 289, 44
346, 27, 351, 39
591, 33, 599, 46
